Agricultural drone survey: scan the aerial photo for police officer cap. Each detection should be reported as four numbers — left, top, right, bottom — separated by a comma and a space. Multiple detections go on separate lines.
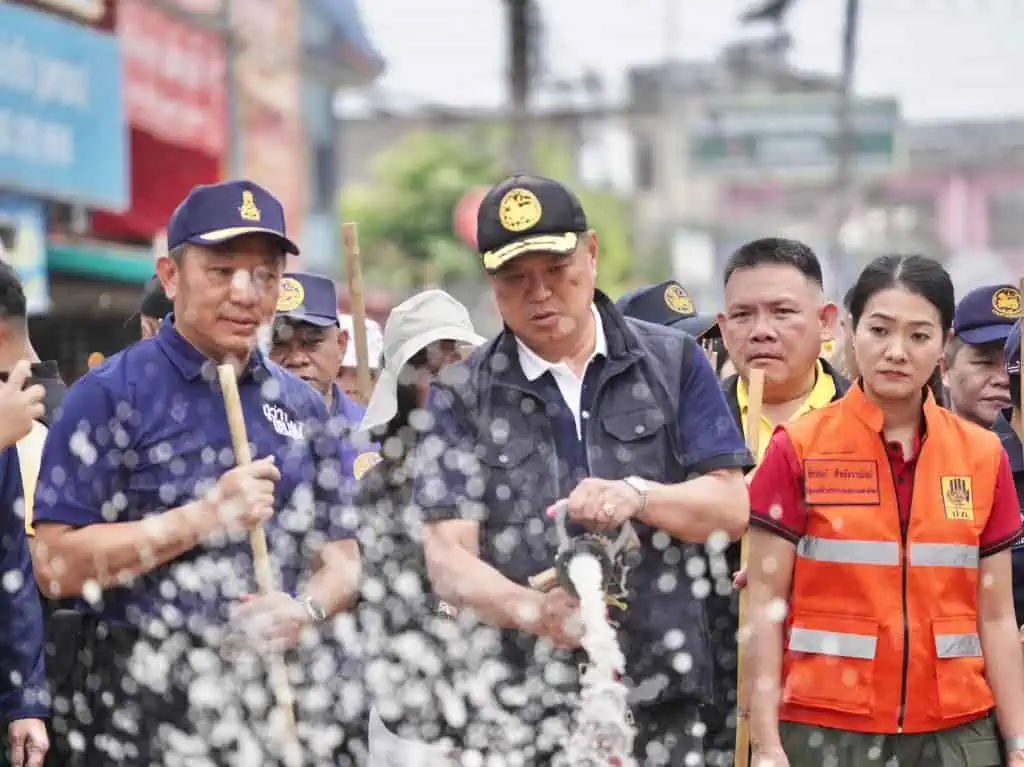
275, 272, 339, 327
476, 174, 588, 273
953, 284, 1020, 345
139, 277, 173, 321
617, 280, 719, 339
167, 179, 299, 256
1006, 320, 1022, 376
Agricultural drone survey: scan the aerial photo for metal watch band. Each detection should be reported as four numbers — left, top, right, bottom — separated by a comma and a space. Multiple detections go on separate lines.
302, 596, 326, 623
623, 476, 649, 516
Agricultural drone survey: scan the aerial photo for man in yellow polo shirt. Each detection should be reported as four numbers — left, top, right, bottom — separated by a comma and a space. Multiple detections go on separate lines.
718, 238, 849, 459
709, 238, 850, 766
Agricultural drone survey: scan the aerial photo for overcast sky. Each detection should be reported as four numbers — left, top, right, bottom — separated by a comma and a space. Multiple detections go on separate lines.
358, 0, 1024, 120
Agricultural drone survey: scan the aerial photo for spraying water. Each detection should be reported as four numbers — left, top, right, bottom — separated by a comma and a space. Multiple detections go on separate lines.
562, 552, 637, 767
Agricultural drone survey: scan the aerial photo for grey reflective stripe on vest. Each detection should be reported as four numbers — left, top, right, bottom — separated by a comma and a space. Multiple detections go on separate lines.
935, 632, 983, 658
797, 536, 900, 566
789, 628, 877, 660
910, 543, 979, 569
797, 537, 979, 569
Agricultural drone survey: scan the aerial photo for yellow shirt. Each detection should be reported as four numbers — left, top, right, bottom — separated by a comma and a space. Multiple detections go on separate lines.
737, 360, 837, 461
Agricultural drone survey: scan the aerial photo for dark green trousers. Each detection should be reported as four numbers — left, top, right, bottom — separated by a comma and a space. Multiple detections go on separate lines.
779, 715, 1002, 767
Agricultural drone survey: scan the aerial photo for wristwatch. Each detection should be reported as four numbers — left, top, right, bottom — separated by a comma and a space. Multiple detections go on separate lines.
622, 476, 650, 518
300, 595, 327, 624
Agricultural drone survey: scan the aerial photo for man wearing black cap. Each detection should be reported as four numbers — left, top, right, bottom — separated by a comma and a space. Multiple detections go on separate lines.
942, 284, 1017, 429
416, 174, 752, 764
138, 276, 174, 340
29, 180, 360, 765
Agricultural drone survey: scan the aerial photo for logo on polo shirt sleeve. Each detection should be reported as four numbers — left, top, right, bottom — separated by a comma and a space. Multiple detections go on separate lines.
992, 287, 1020, 319
353, 451, 382, 480
277, 277, 304, 312
498, 189, 542, 232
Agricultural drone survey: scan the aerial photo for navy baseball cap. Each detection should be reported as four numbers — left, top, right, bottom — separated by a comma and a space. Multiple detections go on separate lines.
1006, 320, 1021, 376
953, 284, 1020, 345
274, 272, 339, 327
476, 174, 588, 272
617, 281, 719, 339
166, 180, 299, 255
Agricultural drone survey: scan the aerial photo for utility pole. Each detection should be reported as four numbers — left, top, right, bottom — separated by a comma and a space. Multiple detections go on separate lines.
506, 0, 533, 172
660, 0, 683, 285
829, 0, 861, 294
222, 0, 244, 179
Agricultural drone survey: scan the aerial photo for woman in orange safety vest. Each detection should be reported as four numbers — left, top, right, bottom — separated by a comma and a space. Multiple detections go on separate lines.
745, 254, 1024, 767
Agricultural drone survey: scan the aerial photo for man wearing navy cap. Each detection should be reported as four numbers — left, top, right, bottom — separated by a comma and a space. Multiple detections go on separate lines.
29, 180, 360, 765
617, 280, 731, 379
271, 271, 380, 479
617, 280, 719, 340
271, 272, 365, 423
416, 174, 751, 763
942, 284, 1018, 429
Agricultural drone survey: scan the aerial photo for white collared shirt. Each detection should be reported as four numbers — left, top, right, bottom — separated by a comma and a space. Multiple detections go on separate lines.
516, 304, 608, 438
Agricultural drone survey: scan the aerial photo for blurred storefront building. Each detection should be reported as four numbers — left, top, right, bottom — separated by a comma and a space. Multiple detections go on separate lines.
0, 0, 384, 380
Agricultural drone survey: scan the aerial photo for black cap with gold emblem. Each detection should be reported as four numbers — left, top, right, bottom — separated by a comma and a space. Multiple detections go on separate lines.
616, 280, 720, 339
476, 174, 589, 272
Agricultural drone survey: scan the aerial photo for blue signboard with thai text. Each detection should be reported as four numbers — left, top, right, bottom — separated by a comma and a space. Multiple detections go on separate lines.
0, 4, 127, 210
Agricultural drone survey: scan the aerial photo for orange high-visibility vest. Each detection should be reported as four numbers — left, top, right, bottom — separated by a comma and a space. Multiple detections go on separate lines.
779, 384, 1001, 734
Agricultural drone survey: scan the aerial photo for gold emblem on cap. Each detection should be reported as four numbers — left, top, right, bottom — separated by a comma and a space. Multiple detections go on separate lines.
664, 284, 694, 315
276, 277, 304, 312
992, 287, 1020, 318
239, 190, 262, 223
498, 188, 542, 232
353, 451, 382, 480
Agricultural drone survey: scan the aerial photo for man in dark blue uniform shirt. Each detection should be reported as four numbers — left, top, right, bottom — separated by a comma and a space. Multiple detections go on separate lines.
416, 175, 752, 764
0, 261, 72, 767
998, 320, 1024, 628
0, 360, 50, 767
270, 271, 380, 480
29, 180, 361, 765
942, 284, 1017, 428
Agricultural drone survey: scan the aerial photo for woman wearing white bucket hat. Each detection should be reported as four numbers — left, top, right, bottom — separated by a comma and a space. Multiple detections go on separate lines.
355, 290, 489, 762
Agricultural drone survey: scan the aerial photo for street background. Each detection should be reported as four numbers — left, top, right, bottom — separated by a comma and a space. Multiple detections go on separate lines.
1, 0, 1022, 376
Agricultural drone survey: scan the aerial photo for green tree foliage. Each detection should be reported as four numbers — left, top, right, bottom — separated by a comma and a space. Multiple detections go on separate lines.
341, 128, 640, 296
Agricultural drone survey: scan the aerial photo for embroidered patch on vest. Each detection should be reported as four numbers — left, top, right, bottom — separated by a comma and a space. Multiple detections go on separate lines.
804, 459, 881, 506
941, 475, 974, 521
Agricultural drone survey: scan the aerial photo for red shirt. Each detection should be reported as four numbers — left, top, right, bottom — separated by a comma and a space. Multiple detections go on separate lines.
750, 428, 1023, 557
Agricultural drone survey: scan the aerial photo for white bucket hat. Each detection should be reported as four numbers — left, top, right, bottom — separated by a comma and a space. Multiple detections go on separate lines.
338, 313, 384, 370
360, 289, 485, 432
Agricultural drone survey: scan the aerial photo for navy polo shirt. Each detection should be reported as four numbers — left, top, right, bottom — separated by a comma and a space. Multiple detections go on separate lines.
994, 414, 1024, 625
32, 320, 356, 633
0, 445, 48, 722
